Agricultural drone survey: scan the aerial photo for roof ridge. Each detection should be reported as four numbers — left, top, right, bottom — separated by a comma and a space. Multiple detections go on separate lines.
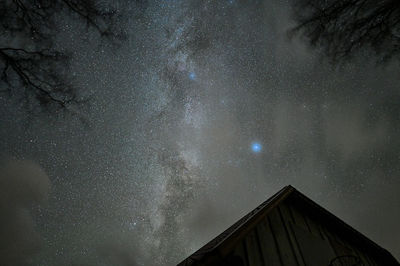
177, 185, 399, 266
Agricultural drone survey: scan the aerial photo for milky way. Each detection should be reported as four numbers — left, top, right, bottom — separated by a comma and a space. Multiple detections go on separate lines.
0, 1, 399, 265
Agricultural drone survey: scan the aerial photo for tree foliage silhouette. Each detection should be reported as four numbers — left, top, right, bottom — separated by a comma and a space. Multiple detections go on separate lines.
291, 0, 400, 63
0, 0, 124, 111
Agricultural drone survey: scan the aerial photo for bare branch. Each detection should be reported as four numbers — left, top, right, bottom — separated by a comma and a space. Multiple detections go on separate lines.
290, 0, 400, 63
0, 0, 129, 114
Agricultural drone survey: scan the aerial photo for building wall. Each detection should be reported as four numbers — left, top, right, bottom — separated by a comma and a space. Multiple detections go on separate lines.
224, 200, 380, 266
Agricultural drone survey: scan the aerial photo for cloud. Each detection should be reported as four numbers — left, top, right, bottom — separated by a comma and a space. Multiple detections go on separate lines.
96, 237, 139, 266
0, 160, 50, 265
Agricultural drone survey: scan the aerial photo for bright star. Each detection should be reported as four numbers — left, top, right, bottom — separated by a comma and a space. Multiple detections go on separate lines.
251, 142, 262, 153
189, 72, 196, 80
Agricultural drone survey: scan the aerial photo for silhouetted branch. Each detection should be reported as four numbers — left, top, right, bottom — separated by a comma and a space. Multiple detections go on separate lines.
291, 0, 400, 63
0, 0, 126, 112
0, 47, 72, 108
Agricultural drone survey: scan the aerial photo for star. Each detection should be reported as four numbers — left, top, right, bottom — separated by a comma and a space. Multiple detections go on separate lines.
189, 72, 196, 80
251, 142, 262, 153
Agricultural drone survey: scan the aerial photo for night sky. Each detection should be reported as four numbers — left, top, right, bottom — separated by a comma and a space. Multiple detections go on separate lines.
1, 1, 400, 265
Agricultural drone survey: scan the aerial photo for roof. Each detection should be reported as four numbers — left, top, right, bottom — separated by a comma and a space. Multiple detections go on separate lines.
177, 185, 399, 266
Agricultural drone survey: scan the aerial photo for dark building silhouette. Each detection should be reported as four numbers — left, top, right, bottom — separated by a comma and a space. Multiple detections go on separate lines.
178, 185, 399, 266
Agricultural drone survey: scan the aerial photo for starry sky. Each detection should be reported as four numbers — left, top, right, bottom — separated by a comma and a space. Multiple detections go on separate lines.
1, 1, 400, 265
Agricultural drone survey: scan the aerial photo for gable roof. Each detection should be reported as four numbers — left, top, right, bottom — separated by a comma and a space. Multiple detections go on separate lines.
177, 185, 399, 266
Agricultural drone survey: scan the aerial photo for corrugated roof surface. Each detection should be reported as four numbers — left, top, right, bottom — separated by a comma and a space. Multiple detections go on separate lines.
177, 186, 294, 266
177, 185, 399, 266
